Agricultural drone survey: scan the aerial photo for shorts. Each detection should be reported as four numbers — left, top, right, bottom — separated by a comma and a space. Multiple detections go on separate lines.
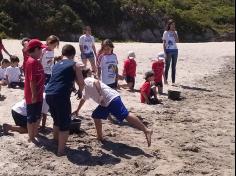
44, 74, 51, 85
12, 110, 27, 128
81, 52, 95, 60
125, 76, 135, 88
107, 82, 118, 89
26, 102, 43, 124
46, 94, 71, 131
92, 96, 129, 122
155, 81, 163, 88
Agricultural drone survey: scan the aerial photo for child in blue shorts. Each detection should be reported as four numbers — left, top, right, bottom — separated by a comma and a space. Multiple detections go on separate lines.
74, 69, 153, 147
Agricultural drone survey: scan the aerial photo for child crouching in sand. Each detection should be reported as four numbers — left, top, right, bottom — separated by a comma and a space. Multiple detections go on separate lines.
74, 68, 153, 147
140, 71, 159, 105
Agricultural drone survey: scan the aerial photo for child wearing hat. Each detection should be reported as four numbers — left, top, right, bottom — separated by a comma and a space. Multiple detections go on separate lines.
24, 39, 45, 143
152, 52, 165, 94
122, 51, 137, 91
140, 71, 159, 105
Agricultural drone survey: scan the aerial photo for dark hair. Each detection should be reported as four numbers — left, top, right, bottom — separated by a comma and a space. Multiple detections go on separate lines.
82, 68, 91, 79
1, 59, 10, 65
28, 46, 41, 54
103, 39, 114, 49
83, 26, 91, 33
21, 37, 30, 46
46, 35, 60, 46
166, 19, 175, 31
10, 55, 20, 63
145, 71, 154, 80
62, 44, 76, 57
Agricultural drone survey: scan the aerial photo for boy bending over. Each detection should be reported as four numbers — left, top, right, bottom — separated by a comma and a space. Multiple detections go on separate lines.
74, 69, 153, 147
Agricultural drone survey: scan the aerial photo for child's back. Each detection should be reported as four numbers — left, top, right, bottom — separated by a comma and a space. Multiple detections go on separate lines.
152, 61, 164, 84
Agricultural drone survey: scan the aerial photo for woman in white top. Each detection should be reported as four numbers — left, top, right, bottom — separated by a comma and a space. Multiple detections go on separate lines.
79, 26, 97, 74
162, 19, 179, 85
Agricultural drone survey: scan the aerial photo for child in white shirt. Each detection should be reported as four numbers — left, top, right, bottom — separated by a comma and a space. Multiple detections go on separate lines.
74, 68, 153, 147
5, 56, 24, 88
41, 35, 60, 85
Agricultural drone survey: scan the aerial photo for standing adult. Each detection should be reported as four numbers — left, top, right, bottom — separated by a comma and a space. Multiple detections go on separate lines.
24, 39, 45, 143
45, 44, 85, 156
79, 26, 97, 74
162, 19, 179, 85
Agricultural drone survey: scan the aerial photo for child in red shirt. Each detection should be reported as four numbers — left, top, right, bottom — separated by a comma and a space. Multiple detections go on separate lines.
140, 71, 159, 105
24, 39, 45, 143
152, 52, 165, 94
123, 51, 137, 91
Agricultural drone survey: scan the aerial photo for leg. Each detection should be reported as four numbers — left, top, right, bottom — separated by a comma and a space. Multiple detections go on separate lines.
53, 125, 59, 141
126, 114, 153, 147
89, 58, 97, 74
3, 123, 27, 134
158, 85, 163, 94
164, 54, 172, 84
41, 114, 47, 128
27, 122, 35, 142
171, 52, 178, 84
82, 58, 87, 68
94, 119, 103, 141
57, 131, 69, 156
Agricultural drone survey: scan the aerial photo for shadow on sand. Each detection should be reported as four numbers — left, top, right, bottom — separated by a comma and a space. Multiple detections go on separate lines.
180, 85, 212, 92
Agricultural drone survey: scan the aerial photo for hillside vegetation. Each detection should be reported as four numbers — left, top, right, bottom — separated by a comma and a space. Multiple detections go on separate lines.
0, 0, 235, 42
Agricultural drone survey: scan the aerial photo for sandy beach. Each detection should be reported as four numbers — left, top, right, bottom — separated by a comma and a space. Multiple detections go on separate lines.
0, 40, 235, 176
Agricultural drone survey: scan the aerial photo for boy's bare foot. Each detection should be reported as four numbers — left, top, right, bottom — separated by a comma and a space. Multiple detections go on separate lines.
2, 123, 10, 134
145, 129, 153, 147
57, 151, 66, 157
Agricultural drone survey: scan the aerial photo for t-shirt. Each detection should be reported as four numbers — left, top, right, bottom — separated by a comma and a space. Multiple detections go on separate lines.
99, 54, 118, 85
24, 57, 45, 104
0, 67, 6, 80
5, 66, 21, 83
152, 61, 164, 83
41, 48, 54, 75
12, 95, 49, 116
140, 81, 151, 103
45, 59, 75, 96
162, 31, 178, 50
123, 58, 137, 78
83, 77, 120, 107
79, 34, 95, 54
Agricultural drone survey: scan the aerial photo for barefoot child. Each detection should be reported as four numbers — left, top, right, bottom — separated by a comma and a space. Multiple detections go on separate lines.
41, 35, 60, 85
24, 39, 45, 143
122, 51, 137, 91
0, 59, 10, 85
5, 56, 24, 88
2, 94, 49, 134
74, 69, 153, 147
152, 52, 165, 94
140, 71, 159, 105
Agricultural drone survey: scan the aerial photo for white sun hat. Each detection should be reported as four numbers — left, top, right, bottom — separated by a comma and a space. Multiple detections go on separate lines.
128, 51, 136, 59
157, 52, 165, 60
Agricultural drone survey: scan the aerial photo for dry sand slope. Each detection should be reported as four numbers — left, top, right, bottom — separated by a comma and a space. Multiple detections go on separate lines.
0, 41, 235, 176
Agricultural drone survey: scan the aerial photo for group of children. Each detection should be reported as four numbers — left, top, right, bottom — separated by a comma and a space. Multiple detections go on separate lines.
0, 25, 170, 156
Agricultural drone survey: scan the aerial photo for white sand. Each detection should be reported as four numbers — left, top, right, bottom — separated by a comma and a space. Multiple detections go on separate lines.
0, 40, 235, 176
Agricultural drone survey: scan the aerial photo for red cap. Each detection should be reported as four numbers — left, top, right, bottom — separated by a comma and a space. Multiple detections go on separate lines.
26, 39, 44, 51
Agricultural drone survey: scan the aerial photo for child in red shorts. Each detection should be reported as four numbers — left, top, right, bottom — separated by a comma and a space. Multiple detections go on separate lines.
122, 51, 137, 91
152, 52, 165, 94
